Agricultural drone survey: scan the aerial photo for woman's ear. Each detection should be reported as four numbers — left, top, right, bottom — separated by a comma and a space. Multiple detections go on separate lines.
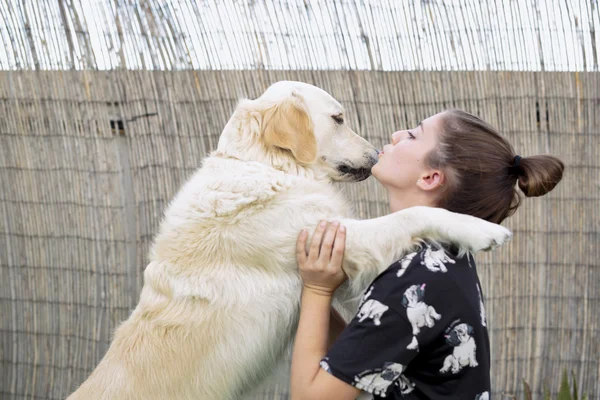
417, 170, 444, 191
261, 92, 317, 164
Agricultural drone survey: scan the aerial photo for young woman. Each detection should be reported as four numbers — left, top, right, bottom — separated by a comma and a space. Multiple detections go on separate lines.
290, 109, 564, 400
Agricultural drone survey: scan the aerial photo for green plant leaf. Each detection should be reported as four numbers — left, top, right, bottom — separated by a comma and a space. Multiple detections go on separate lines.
544, 382, 552, 400
558, 369, 573, 400
523, 379, 533, 400
571, 371, 578, 400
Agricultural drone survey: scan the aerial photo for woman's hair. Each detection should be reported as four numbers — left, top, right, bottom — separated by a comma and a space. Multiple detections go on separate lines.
426, 109, 564, 224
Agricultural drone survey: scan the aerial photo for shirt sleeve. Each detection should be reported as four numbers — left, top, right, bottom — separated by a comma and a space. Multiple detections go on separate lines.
321, 246, 458, 397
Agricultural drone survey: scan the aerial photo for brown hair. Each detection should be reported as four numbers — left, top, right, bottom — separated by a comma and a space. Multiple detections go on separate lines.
426, 109, 564, 224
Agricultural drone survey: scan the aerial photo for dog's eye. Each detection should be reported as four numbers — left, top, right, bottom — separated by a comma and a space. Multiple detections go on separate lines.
332, 114, 344, 125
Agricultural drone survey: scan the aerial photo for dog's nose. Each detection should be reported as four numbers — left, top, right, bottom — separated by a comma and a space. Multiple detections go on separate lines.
369, 150, 379, 166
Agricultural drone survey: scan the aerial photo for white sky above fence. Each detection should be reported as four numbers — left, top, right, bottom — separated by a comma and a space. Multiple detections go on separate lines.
0, 0, 598, 71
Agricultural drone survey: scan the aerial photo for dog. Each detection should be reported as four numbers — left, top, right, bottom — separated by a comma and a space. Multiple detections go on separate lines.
354, 362, 406, 397
68, 81, 510, 399
357, 299, 389, 326
440, 323, 478, 374
402, 283, 442, 350
395, 374, 416, 395
421, 245, 456, 272
477, 284, 487, 327
396, 251, 417, 277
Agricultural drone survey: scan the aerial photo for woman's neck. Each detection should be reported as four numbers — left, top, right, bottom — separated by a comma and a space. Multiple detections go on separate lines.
387, 188, 437, 213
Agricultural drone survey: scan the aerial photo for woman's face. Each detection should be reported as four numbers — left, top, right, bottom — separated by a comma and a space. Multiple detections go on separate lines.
372, 113, 444, 191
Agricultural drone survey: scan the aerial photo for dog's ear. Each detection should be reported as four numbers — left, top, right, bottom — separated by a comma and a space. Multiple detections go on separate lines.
261, 92, 317, 164
401, 295, 408, 307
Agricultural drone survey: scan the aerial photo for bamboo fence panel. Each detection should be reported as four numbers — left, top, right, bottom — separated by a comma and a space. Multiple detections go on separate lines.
1, 69, 598, 400
1, 0, 600, 398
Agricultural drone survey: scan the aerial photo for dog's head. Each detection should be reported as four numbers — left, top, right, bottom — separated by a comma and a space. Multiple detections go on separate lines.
402, 284, 426, 307
218, 81, 379, 181
379, 362, 404, 381
445, 323, 473, 346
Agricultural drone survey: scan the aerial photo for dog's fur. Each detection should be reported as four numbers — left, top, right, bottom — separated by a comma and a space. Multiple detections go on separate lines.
68, 81, 510, 399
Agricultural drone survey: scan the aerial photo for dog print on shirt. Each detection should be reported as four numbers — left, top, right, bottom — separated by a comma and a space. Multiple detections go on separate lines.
402, 284, 441, 350
359, 285, 374, 309
440, 322, 478, 374
353, 362, 406, 397
396, 252, 417, 277
357, 299, 389, 326
421, 245, 456, 272
319, 357, 332, 374
476, 284, 487, 327
322, 244, 492, 400
394, 374, 416, 395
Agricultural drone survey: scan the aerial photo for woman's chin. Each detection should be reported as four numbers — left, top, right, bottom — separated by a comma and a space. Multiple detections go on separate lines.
371, 164, 382, 182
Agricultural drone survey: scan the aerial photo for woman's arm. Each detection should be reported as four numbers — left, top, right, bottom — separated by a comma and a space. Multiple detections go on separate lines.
291, 222, 361, 400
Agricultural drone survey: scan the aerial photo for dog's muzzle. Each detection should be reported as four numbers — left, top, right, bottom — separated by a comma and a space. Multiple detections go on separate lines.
336, 153, 378, 182
337, 164, 373, 181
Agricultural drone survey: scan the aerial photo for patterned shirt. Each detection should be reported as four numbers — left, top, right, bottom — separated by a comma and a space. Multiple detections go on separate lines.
320, 243, 491, 400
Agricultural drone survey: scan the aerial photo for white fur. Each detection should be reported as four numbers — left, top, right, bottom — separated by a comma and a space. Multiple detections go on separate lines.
68, 81, 510, 399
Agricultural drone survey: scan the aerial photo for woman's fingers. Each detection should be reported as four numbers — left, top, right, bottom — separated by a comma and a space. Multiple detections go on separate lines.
329, 225, 346, 269
296, 229, 308, 266
308, 220, 327, 262
319, 221, 339, 263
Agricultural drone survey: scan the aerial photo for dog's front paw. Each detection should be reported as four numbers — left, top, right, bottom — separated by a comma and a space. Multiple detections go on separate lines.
448, 213, 512, 253
407, 336, 419, 350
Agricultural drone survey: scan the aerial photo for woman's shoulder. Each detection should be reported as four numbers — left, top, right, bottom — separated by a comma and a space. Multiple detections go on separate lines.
391, 241, 474, 278
366, 243, 472, 303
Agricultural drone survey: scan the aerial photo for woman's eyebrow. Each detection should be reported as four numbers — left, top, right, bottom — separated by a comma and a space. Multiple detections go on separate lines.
419, 121, 425, 133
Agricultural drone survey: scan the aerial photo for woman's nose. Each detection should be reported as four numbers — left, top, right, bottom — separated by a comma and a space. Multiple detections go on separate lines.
391, 131, 402, 145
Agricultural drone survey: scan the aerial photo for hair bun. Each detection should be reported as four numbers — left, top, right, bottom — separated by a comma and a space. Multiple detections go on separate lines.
516, 155, 564, 197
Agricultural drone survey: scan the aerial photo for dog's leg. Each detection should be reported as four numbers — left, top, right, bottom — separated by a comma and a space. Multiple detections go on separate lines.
440, 357, 453, 373
411, 322, 420, 336
424, 313, 435, 327
336, 206, 511, 296
406, 337, 418, 350
469, 340, 479, 367
425, 306, 442, 327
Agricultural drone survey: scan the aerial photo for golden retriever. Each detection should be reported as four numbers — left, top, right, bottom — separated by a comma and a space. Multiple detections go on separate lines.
68, 81, 510, 399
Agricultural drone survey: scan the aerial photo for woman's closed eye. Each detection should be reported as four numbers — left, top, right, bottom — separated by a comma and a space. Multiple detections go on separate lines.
407, 131, 416, 139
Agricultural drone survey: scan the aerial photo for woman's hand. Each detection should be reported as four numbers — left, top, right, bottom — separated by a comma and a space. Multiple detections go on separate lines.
296, 221, 347, 297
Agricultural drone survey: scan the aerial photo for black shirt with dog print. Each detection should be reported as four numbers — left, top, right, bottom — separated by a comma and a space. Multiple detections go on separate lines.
320, 243, 491, 400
